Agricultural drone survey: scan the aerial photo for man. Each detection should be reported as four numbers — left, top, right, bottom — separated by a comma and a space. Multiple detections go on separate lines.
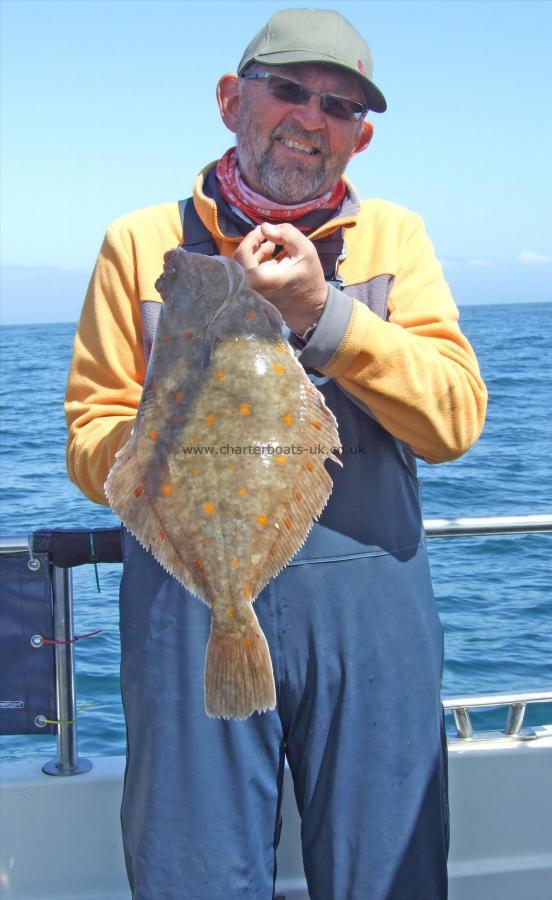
66, 8, 487, 899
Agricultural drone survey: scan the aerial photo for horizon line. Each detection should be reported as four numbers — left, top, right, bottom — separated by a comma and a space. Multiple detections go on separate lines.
1, 298, 551, 328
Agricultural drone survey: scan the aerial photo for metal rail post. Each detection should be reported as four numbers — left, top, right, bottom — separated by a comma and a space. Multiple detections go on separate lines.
42, 565, 92, 776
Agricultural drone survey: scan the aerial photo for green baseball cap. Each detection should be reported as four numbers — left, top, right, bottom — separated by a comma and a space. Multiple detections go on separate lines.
237, 8, 387, 113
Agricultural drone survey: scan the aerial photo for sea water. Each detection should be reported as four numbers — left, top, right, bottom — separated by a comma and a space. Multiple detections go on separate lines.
1, 303, 551, 762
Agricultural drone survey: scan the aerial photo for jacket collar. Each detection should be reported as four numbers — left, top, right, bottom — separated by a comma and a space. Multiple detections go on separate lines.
191, 161, 361, 245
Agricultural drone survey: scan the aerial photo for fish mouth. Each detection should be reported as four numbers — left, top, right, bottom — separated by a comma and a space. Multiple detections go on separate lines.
155, 249, 180, 299
155, 272, 167, 298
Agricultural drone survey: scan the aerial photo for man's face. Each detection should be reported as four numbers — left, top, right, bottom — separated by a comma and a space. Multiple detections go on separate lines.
236, 63, 366, 203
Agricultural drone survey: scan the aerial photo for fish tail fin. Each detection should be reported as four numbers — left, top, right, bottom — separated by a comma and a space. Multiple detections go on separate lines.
204, 607, 276, 720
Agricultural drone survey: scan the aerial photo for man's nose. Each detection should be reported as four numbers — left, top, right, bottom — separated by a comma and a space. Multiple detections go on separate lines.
288, 93, 326, 130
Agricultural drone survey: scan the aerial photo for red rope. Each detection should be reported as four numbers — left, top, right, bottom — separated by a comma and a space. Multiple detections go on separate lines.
41, 629, 102, 645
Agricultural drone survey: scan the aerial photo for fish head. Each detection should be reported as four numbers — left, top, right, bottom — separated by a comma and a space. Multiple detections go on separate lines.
155, 248, 244, 321
154, 248, 285, 337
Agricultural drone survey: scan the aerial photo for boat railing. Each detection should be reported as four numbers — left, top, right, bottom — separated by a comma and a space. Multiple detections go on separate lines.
1, 514, 551, 775
443, 690, 552, 741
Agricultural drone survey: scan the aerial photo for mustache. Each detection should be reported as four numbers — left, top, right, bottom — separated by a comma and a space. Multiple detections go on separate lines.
270, 124, 329, 156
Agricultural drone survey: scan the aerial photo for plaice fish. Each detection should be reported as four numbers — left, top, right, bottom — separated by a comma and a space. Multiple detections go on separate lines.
105, 249, 341, 719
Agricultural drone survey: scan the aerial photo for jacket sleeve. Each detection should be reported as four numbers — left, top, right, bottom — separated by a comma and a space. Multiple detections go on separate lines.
65, 223, 146, 505
300, 213, 487, 463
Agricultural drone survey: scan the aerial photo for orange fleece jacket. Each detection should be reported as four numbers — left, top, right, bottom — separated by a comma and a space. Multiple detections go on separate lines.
65, 166, 487, 505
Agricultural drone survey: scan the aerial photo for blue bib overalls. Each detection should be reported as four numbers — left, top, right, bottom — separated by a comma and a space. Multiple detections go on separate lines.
118, 208, 449, 899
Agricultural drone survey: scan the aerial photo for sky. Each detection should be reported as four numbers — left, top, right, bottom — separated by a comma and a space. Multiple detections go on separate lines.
1, 0, 551, 324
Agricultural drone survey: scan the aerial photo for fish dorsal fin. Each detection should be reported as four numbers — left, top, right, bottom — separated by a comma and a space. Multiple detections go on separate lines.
105, 441, 213, 604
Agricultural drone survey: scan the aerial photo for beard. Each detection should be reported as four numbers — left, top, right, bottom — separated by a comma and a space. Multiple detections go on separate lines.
236, 112, 349, 203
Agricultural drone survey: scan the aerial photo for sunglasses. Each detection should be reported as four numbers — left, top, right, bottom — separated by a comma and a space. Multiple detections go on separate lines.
240, 72, 368, 122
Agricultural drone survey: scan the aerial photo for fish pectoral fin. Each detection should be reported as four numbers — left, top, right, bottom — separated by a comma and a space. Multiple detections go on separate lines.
204, 609, 276, 720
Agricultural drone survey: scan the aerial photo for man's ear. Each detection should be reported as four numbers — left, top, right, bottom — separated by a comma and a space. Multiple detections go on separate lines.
217, 74, 241, 133
353, 120, 374, 155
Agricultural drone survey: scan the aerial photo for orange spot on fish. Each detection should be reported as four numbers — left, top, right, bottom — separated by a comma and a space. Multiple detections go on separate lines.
226, 607, 235, 619
206, 414, 215, 425
183, 331, 194, 340
243, 585, 252, 599
203, 502, 215, 515
191, 467, 200, 476
194, 557, 202, 569
148, 431, 159, 441
283, 414, 293, 426
311, 421, 322, 430
238, 487, 247, 496
159, 529, 166, 540
246, 310, 256, 320
294, 491, 303, 502
283, 517, 292, 529
134, 486, 143, 497
243, 637, 253, 647
273, 363, 285, 374
175, 392, 184, 403
240, 404, 252, 416
229, 559, 238, 569
214, 371, 225, 381
202, 538, 210, 546
257, 515, 268, 527
275, 344, 285, 353
306, 461, 314, 472
162, 484, 173, 496
275, 455, 287, 465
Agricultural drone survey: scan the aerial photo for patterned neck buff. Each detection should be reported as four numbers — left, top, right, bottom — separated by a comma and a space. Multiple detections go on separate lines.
215, 147, 346, 232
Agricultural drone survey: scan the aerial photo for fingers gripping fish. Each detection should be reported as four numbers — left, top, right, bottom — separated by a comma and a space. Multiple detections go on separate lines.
105, 249, 341, 720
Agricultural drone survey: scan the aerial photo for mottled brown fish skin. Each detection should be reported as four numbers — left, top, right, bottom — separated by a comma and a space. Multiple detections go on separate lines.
105, 249, 341, 720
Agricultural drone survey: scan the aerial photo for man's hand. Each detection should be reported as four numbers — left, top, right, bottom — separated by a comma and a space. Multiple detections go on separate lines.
233, 222, 328, 336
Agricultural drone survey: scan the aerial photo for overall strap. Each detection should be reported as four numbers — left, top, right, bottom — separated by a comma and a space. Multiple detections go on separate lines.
178, 198, 218, 255
313, 228, 346, 290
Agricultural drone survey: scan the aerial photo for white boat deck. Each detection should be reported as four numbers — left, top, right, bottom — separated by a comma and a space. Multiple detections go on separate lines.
1, 727, 551, 900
